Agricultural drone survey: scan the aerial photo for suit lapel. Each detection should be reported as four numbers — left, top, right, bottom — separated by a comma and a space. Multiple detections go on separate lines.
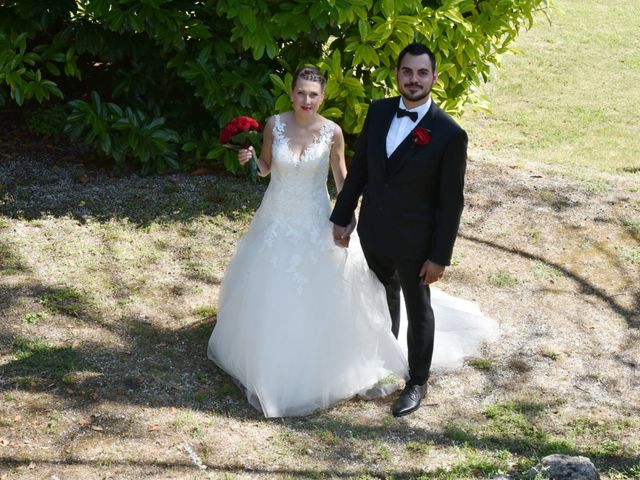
383, 99, 399, 154
378, 98, 399, 158
386, 101, 437, 177
369, 98, 399, 177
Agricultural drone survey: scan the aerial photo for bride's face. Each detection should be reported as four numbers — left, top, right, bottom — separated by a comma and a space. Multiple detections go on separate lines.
290, 79, 324, 115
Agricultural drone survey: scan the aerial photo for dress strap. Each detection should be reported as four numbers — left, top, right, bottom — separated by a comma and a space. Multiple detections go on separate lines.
272, 114, 285, 144
319, 120, 335, 148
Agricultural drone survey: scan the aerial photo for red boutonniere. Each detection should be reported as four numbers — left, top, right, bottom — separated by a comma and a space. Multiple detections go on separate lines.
412, 126, 431, 146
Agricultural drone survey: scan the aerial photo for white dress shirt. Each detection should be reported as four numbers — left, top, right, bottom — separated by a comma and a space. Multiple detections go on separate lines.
386, 97, 432, 157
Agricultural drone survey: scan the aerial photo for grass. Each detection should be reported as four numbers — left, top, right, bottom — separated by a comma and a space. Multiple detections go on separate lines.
581, 178, 612, 196
524, 227, 541, 244
23, 311, 48, 324
427, 448, 511, 479
443, 400, 579, 457
541, 349, 560, 361
616, 245, 640, 264
488, 270, 521, 287
39, 286, 86, 315
530, 260, 563, 280
621, 217, 640, 234
405, 440, 432, 455
11, 335, 78, 381
193, 305, 217, 318
466, 358, 494, 370
0, 242, 27, 273
461, 0, 640, 175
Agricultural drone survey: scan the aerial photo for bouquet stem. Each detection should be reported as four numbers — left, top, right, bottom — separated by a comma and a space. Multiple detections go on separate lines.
221, 144, 258, 179
249, 149, 258, 178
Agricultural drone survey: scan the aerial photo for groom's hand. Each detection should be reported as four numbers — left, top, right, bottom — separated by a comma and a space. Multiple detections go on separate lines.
419, 260, 445, 285
332, 221, 355, 248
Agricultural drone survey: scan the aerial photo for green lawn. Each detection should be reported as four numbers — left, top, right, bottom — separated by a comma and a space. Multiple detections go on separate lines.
461, 0, 640, 175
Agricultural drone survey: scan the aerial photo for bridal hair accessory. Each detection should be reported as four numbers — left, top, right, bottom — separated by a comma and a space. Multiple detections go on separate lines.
412, 126, 431, 146
219, 116, 262, 177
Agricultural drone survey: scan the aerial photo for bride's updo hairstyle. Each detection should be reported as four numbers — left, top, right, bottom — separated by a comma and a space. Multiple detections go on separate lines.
292, 66, 326, 92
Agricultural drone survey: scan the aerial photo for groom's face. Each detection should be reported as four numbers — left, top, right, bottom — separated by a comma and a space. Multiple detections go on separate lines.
395, 53, 437, 106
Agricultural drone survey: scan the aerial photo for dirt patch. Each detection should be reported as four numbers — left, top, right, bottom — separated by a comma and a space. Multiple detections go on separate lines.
1, 144, 639, 479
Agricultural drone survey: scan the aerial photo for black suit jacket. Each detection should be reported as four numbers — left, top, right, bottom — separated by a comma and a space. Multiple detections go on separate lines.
330, 97, 467, 265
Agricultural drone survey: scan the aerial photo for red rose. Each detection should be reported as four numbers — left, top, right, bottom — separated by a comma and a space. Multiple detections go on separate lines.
412, 126, 431, 146
234, 116, 259, 133
219, 116, 261, 144
219, 124, 234, 143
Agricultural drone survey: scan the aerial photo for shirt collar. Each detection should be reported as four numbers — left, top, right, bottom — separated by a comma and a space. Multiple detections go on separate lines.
399, 97, 431, 117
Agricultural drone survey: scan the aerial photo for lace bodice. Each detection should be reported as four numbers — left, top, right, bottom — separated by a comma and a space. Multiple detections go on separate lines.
256, 114, 336, 247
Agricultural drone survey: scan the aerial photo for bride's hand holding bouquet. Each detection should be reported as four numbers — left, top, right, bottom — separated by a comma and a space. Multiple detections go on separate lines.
237, 146, 256, 168
219, 116, 263, 177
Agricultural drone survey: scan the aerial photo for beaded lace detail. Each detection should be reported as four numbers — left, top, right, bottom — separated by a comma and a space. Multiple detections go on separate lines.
272, 114, 335, 166
255, 114, 337, 291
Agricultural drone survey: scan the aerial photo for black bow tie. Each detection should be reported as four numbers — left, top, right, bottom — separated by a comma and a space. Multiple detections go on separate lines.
396, 108, 418, 122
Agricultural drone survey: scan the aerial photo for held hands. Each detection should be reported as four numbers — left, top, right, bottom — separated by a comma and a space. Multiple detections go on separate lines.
419, 260, 445, 285
332, 216, 356, 248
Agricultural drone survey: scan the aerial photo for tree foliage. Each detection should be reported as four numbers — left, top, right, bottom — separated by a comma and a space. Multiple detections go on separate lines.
0, 0, 551, 174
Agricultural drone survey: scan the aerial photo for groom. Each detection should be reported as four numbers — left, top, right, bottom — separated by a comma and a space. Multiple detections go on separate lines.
330, 42, 467, 417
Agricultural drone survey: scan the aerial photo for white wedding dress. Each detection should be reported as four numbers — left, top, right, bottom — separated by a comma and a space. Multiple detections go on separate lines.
208, 114, 499, 418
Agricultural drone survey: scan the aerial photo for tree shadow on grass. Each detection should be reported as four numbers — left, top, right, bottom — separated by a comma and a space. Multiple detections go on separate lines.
2, 279, 639, 477
0, 152, 265, 227
2, 158, 639, 476
0, 236, 30, 275
0, 455, 398, 480
0, 325, 258, 421
1, 219, 247, 415
0, 454, 515, 480
278, 402, 640, 478
2, 406, 638, 478
0, 278, 259, 421
459, 233, 640, 329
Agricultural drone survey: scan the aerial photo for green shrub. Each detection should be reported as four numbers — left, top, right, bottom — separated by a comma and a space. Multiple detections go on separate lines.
0, 0, 552, 174
23, 105, 67, 138
65, 91, 180, 174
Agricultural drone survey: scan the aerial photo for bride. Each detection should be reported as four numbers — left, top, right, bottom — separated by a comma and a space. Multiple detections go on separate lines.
207, 66, 497, 418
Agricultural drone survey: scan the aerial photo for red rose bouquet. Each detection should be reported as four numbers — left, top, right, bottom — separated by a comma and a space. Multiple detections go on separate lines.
219, 116, 262, 177
412, 126, 431, 146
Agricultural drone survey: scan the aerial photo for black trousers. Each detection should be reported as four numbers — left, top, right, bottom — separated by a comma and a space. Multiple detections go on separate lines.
361, 245, 435, 385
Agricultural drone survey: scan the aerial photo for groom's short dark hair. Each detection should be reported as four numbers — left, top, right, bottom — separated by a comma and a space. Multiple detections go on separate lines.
397, 42, 436, 72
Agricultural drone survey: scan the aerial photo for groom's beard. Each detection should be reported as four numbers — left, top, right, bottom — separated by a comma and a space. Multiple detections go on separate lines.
400, 83, 431, 102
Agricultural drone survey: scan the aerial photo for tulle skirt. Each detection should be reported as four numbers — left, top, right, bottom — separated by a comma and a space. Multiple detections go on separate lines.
208, 213, 498, 417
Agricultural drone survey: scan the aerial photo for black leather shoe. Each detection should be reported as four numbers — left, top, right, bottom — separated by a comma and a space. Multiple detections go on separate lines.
392, 383, 428, 417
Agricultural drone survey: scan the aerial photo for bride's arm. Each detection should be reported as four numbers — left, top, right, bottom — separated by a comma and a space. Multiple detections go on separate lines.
239, 116, 274, 177
255, 116, 274, 176
329, 124, 347, 193
329, 124, 355, 241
